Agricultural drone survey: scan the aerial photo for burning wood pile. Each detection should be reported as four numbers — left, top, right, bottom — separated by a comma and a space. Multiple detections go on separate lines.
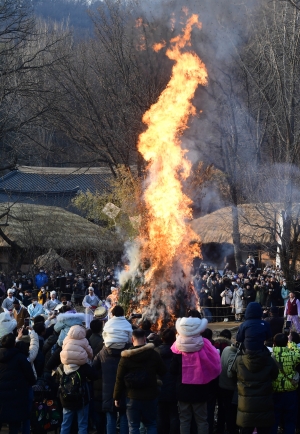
119, 14, 208, 329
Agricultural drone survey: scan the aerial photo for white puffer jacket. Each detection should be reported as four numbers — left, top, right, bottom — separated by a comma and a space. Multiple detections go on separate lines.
0, 312, 17, 339
102, 316, 132, 348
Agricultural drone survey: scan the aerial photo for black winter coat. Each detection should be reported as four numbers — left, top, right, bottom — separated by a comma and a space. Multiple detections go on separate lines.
155, 343, 177, 402
113, 343, 166, 401
93, 346, 126, 412
231, 348, 278, 428
88, 333, 103, 357
0, 347, 36, 422
170, 353, 213, 403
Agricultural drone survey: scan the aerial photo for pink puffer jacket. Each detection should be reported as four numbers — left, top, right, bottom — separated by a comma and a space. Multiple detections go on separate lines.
60, 325, 93, 366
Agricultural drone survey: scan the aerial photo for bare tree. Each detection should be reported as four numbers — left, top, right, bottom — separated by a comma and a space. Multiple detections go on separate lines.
50, 0, 172, 175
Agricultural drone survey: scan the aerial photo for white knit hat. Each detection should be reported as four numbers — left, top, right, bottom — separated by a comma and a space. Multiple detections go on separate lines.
7, 289, 14, 295
175, 317, 208, 337
50, 291, 56, 296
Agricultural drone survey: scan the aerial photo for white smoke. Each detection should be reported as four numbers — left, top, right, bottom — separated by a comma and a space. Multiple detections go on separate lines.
118, 240, 142, 286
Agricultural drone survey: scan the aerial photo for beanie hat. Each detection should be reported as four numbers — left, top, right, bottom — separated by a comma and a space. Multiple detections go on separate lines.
50, 291, 56, 296
176, 317, 208, 337
7, 289, 13, 295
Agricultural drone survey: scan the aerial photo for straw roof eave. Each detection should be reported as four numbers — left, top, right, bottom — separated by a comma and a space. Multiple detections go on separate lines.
191, 203, 300, 246
0, 203, 123, 252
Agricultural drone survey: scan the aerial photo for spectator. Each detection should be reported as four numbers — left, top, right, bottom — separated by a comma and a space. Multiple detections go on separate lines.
102, 305, 132, 349
12, 299, 30, 329
155, 328, 180, 434
229, 341, 279, 434
60, 325, 93, 374
27, 297, 44, 319
141, 319, 153, 338
0, 312, 17, 341
170, 316, 221, 434
209, 278, 223, 322
38, 287, 49, 305
35, 269, 48, 289
281, 280, 290, 307
220, 287, 232, 322
214, 329, 232, 355
82, 286, 101, 329
284, 291, 300, 333
0, 333, 36, 434
59, 346, 98, 434
263, 307, 284, 338
88, 319, 104, 357
2, 289, 17, 312
54, 310, 85, 347
271, 333, 300, 434
231, 283, 244, 322
43, 291, 60, 314
113, 329, 166, 434
217, 341, 239, 434
242, 284, 256, 307
236, 302, 272, 351
93, 329, 130, 434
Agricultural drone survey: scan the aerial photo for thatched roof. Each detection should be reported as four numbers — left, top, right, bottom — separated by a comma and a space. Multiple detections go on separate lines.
34, 249, 71, 270
191, 203, 296, 245
0, 203, 123, 251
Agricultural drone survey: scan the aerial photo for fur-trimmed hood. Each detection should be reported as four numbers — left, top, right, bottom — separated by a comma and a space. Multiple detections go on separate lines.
121, 343, 154, 358
55, 312, 85, 325
176, 317, 208, 337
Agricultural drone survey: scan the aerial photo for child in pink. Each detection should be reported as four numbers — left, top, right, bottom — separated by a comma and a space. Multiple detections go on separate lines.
171, 314, 221, 434
60, 325, 93, 374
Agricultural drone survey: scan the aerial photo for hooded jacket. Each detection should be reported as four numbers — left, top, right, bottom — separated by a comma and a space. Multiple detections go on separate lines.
272, 343, 300, 392
230, 348, 278, 428
0, 312, 17, 340
54, 312, 85, 346
113, 343, 166, 401
102, 316, 132, 348
60, 325, 93, 374
236, 302, 272, 351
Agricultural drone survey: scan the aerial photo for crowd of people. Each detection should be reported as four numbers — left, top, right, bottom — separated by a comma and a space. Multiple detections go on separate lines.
194, 256, 300, 330
0, 258, 298, 433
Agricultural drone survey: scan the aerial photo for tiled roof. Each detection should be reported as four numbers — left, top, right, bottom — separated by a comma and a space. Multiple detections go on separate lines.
0, 167, 112, 212
0, 168, 111, 194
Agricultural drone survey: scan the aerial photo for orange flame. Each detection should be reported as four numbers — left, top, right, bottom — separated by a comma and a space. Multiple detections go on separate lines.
137, 14, 207, 284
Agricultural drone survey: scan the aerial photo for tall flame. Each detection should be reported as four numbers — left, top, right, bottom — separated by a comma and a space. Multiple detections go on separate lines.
138, 14, 208, 283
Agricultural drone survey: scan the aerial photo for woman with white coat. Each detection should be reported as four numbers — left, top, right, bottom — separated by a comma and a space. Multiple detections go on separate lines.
231, 283, 244, 322
220, 287, 233, 322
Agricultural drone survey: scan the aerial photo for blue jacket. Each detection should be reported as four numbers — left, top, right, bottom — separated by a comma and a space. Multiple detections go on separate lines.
236, 302, 272, 351
35, 272, 48, 289
54, 312, 85, 346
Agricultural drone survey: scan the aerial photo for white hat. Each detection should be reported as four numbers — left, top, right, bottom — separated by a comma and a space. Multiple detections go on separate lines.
88, 286, 94, 291
175, 317, 208, 337
111, 286, 118, 292
7, 289, 14, 295
50, 291, 56, 296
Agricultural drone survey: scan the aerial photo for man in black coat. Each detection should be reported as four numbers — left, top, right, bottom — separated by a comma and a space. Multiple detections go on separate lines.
114, 329, 166, 433
93, 342, 128, 434
0, 333, 36, 434
155, 328, 180, 434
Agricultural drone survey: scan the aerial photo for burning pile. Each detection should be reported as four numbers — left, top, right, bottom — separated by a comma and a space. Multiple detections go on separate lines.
119, 14, 208, 327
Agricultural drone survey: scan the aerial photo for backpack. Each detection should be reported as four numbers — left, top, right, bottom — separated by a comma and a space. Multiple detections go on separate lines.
58, 365, 86, 409
31, 392, 61, 434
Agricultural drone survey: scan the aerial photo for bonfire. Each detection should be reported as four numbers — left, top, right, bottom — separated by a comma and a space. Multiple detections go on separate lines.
119, 14, 208, 328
